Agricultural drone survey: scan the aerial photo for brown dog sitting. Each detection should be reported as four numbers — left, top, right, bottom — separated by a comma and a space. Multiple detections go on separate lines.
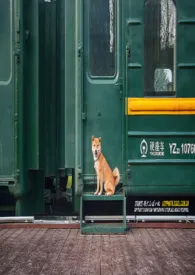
92, 136, 120, 196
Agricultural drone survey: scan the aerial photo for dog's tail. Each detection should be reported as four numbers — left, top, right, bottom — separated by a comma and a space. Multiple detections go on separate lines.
112, 167, 120, 186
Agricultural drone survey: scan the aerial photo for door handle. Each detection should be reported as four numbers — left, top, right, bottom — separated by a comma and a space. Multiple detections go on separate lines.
115, 83, 123, 100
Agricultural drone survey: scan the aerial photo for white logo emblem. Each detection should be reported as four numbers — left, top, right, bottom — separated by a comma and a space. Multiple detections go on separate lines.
140, 139, 148, 158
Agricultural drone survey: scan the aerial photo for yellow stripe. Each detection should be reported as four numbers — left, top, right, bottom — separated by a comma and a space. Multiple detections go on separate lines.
127, 98, 195, 115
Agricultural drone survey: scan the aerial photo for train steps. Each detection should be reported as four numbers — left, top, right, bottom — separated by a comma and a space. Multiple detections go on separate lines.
80, 193, 128, 234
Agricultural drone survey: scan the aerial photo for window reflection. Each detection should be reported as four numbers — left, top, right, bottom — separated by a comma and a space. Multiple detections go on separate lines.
144, 0, 176, 96
89, 0, 116, 77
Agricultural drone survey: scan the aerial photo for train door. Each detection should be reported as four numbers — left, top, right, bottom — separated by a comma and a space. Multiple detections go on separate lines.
82, 0, 124, 189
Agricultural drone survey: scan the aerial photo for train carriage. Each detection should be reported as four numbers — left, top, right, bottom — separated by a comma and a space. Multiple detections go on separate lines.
0, 0, 195, 233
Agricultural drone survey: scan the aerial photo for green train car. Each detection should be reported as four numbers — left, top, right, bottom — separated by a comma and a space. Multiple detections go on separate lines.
0, 0, 195, 232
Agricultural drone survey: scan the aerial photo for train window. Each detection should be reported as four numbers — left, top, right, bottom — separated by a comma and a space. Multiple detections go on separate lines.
144, 0, 176, 96
154, 68, 173, 92
89, 0, 116, 77
0, 0, 11, 82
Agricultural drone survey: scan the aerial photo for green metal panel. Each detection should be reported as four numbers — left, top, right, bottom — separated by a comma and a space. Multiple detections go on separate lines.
126, 0, 195, 196
57, 0, 76, 172
56, 0, 65, 172
8, 0, 45, 216
0, 0, 15, 178
127, 116, 195, 195
125, 0, 144, 98
55, 0, 77, 209
64, 0, 76, 169
177, 0, 195, 97
23, 0, 41, 170
39, 0, 57, 177
0, 0, 18, 216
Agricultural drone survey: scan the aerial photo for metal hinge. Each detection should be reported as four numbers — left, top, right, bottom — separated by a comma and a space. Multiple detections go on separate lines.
126, 45, 131, 58
81, 112, 86, 120
78, 168, 83, 178
16, 17, 20, 44
16, 17, 20, 34
78, 45, 82, 58
14, 49, 21, 64
15, 16, 21, 64
14, 113, 18, 122
115, 82, 123, 100
15, 169, 20, 182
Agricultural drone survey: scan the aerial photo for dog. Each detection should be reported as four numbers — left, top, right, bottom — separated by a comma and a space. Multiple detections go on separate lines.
92, 135, 120, 196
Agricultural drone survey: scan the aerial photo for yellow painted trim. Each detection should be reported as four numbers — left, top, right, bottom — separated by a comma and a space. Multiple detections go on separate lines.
127, 98, 195, 115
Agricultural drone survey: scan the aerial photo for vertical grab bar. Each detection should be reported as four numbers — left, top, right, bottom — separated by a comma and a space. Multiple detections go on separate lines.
75, 0, 84, 196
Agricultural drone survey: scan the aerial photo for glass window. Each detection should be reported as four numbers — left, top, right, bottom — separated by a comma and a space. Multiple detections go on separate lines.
144, 0, 176, 96
89, 0, 116, 77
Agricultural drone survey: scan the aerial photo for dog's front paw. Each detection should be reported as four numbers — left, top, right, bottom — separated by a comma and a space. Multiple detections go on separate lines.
94, 191, 98, 195
98, 192, 102, 196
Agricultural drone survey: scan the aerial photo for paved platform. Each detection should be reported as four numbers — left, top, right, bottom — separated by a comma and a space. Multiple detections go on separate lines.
0, 228, 194, 274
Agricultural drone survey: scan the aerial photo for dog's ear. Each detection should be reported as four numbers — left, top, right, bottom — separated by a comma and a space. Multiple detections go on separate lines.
99, 137, 102, 142
92, 135, 95, 141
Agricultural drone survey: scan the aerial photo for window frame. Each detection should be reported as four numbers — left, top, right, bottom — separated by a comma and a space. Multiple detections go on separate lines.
87, 0, 118, 80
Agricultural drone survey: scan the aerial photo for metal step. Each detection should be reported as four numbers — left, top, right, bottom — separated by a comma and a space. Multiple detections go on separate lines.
80, 192, 128, 234
82, 193, 124, 201
81, 223, 128, 234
